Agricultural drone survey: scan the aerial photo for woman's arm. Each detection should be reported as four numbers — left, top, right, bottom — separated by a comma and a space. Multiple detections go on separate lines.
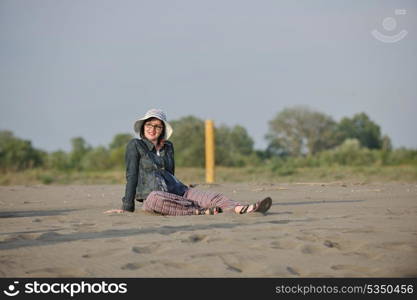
121, 139, 140, 212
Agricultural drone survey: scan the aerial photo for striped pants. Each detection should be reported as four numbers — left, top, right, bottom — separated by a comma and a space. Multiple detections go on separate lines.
142, 188, 242, 216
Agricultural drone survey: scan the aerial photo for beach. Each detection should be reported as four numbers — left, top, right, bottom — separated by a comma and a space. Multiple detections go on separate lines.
0, 182, 416, 277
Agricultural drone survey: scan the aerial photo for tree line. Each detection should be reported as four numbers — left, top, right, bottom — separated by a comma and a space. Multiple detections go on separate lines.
1, 106, 416, 173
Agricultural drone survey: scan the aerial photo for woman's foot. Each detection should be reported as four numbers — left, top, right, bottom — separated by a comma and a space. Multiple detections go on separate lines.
196, 207, 223, 215
235, 197, 272, 214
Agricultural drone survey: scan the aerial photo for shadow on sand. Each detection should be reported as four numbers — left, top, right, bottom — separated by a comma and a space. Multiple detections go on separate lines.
0, 218, 313, 250
0, 209, 79, 218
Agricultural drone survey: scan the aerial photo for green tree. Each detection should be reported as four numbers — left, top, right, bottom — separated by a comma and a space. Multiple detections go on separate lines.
108, 133, 133, 169
337, 112, 383, 149
109, 146, 126, 169
265, 106, 338, 156
109, 133, 133, 149
216, 125, 254, 166
47, 150, 70, 171
381, 135, 392, 152
0, 130, 45, 171
170, 116, 256, 167
81, 146, 112, 170
170, 116, 205, 167
69, 137, 91, 170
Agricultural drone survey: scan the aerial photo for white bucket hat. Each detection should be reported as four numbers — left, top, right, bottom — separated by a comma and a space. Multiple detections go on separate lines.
134, 108, 173, 140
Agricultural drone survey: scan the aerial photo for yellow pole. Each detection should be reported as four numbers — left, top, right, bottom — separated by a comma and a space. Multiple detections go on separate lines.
205, 120, 215, 183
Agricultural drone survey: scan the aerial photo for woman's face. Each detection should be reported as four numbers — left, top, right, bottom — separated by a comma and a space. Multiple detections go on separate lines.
143, 118, 164, 143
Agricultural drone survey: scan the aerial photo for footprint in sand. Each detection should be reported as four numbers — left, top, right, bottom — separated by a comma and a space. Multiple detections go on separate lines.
131, 243, 160, 254
270, 240, 298, 250
121, 260, 187, 271
216, 255, 243, 273
286, 266, 301, 276
26, 267, 89, 277
82, 248, 122, 259
300, 244, 321, 255
181, 234, 207, 243
331, 264, 374, 274
225, 264, 242, 273
221, 260, 242, 273
323, 240, 341, 249
121, 262, 143, 270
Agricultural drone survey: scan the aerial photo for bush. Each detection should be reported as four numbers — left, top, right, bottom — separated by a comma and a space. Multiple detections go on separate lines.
37, 173, 54, 184
318, 139, 378, 166
266, 157, 296, 176
0, 130, 45, 171
81, 146, 113, 171
109, 146, 126, 169
383, 148, 417, 165
46, 150, 71, 171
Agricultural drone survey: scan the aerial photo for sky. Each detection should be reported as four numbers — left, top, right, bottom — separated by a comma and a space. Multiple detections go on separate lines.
1, 0, 416, 152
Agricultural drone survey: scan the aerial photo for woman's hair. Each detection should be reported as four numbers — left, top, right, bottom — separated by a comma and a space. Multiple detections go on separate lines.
140, 117, 166, 144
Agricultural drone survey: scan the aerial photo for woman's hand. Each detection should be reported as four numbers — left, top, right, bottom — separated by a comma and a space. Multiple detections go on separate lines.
104, 209, 128, 214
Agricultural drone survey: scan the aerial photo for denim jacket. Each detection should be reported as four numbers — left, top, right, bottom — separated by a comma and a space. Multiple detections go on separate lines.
121, 138, 175, 212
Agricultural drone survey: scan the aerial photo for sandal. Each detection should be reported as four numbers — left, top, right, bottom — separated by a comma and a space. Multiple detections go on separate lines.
253, 197, 272, 213
238, 197, 272, 214
237, 204, 252, 214
198, 207, 223, 215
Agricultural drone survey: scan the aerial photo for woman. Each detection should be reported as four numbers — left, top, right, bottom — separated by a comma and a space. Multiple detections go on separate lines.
105, 108, 272, 216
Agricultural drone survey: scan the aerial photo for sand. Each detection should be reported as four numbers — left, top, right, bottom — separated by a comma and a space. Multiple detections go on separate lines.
0, 182, 416, 277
